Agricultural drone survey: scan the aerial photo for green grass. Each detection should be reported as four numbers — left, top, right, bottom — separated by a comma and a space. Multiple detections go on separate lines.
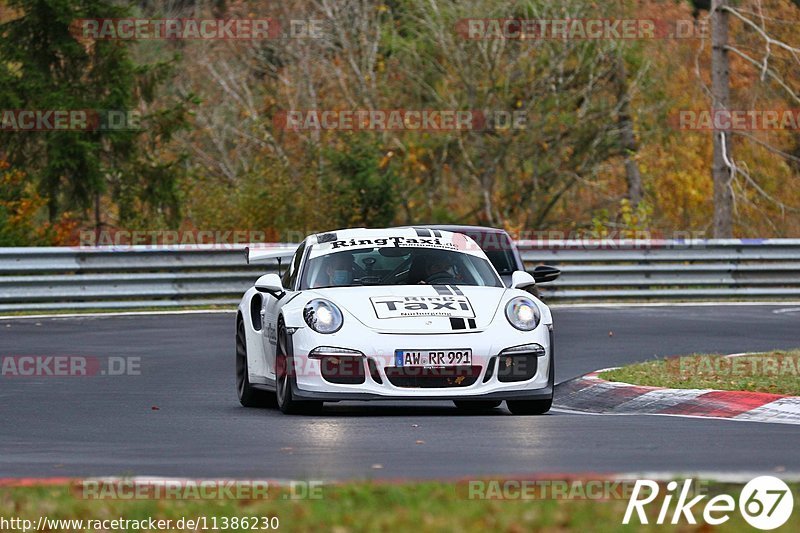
2, 480, 799, 532
600, 350, 800, 396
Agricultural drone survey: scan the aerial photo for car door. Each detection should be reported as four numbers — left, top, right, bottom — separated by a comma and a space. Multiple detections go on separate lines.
261, 241, 305, 380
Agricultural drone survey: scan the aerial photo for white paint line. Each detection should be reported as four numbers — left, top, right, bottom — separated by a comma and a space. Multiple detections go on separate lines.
0, 309, 237, 321
620, 471, 800, 483
551, 301, 800, 309
585, 367, 620, 378
549, 407, 800, 426
3, 301, 800, 320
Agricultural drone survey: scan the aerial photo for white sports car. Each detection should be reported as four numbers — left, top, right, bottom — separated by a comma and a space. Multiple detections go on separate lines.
236, 227, 558, 415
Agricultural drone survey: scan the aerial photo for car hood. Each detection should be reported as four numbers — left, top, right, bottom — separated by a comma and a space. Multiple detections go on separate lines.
309, 285, 507, 334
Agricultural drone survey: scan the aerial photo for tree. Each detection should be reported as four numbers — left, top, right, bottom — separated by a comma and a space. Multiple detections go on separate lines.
0, 159, 55, 245
704, 0, 800, 236
711, 0, 733, 237
614, 50, 644, 208
323, 136, 398, 227
0, 0, 190, 234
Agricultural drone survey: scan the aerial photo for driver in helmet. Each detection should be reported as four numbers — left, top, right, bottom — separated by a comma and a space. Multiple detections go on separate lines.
418, 254, 457, 284
325, 253, 355, 286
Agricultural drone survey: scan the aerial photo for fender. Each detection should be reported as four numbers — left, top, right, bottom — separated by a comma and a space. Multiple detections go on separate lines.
238, 287, 269, 378
280, 297, 308, 330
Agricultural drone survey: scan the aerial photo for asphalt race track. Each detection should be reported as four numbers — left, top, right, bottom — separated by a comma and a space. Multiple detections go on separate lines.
1, 305, 799, 480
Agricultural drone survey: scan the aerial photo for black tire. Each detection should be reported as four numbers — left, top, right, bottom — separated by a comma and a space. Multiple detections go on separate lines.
275, 318, 323, 415
506, 398, 552, 415
236, 319, 276, 407
453, 400, 502, 411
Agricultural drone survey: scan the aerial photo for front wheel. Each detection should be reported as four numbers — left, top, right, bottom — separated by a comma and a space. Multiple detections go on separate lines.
506, 398, 552, 415
276, 319, 323, 415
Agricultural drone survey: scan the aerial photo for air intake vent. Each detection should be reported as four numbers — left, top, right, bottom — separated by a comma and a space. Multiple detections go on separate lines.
384, 366, 480, 388
496, 344, 544, 383
320, 356, 365, 385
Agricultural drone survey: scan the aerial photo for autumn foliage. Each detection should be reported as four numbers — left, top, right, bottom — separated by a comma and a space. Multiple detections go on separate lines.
1, 0, 799, 244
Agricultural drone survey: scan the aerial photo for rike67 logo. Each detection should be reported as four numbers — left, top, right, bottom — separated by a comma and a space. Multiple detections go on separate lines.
623, 476, 793, 530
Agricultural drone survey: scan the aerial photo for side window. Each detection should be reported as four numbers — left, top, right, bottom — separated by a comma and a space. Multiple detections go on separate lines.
283, 242, 306, 290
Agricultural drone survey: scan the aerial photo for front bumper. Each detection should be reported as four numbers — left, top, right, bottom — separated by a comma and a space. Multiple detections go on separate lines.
291, 384, 553, 402
287, 322, 554, 401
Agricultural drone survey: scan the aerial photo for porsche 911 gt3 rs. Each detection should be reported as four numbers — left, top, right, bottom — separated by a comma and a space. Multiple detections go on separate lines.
236, 227, 558, 415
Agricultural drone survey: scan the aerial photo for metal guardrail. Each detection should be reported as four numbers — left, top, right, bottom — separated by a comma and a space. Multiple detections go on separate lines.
0, 240, 799, 311
519, 239, 800, 301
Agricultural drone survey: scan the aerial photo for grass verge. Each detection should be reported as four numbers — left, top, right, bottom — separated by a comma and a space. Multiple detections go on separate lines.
1, 480, 799, 532
600, 350, 800, 396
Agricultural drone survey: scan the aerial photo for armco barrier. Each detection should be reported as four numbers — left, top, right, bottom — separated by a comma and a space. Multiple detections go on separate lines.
0, 239, 799, 311
519, 239, 800, 301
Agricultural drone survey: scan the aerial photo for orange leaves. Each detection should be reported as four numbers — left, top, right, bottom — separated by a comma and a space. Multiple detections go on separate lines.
0, 160, 57, 245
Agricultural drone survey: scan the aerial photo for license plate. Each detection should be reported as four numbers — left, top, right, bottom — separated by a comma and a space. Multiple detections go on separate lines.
394, 349, 472, 367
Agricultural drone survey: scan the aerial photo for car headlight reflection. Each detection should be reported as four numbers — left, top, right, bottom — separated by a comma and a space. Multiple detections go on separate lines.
505, 297, 540, 331
304, 299, 343, 334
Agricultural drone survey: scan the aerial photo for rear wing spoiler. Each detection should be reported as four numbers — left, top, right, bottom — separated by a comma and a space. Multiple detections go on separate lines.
245, 245, 297, 265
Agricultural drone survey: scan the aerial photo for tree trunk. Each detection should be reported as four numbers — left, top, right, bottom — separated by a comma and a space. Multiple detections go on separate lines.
94, 192, 102, 243
711, 0, 733, 237
615, 52, 643, 207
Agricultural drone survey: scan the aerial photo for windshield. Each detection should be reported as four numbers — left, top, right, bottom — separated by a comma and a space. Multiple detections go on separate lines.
301, 247, 503, 289
484, 249, 516, 275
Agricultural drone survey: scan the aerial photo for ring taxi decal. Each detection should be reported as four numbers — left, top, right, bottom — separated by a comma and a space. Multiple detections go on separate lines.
370, 295, 476, 319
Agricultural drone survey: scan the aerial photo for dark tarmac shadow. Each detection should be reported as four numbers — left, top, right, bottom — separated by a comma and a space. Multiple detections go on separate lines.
223, 401, 573, 418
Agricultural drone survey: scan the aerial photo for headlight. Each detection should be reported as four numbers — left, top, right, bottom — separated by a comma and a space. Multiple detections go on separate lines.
304, 299, 343, 334
505, 297, 540, 331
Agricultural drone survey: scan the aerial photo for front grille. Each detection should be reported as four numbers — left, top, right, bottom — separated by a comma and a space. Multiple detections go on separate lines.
320, 356, 365, 385
384, 366, 481, 388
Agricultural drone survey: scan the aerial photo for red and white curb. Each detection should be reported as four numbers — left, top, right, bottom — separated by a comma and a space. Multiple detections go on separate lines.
554, 368, 800, 425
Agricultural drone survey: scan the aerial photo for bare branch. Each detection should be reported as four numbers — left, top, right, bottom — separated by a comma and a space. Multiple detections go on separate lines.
733, 131, 800, 164
725, 45, 800, 104
722, 5, 800, 63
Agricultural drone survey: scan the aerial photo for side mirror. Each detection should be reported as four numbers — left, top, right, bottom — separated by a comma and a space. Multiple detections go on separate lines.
511, 271, 537, 290
255, 273, 284, 296
532, 265, 560, 284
